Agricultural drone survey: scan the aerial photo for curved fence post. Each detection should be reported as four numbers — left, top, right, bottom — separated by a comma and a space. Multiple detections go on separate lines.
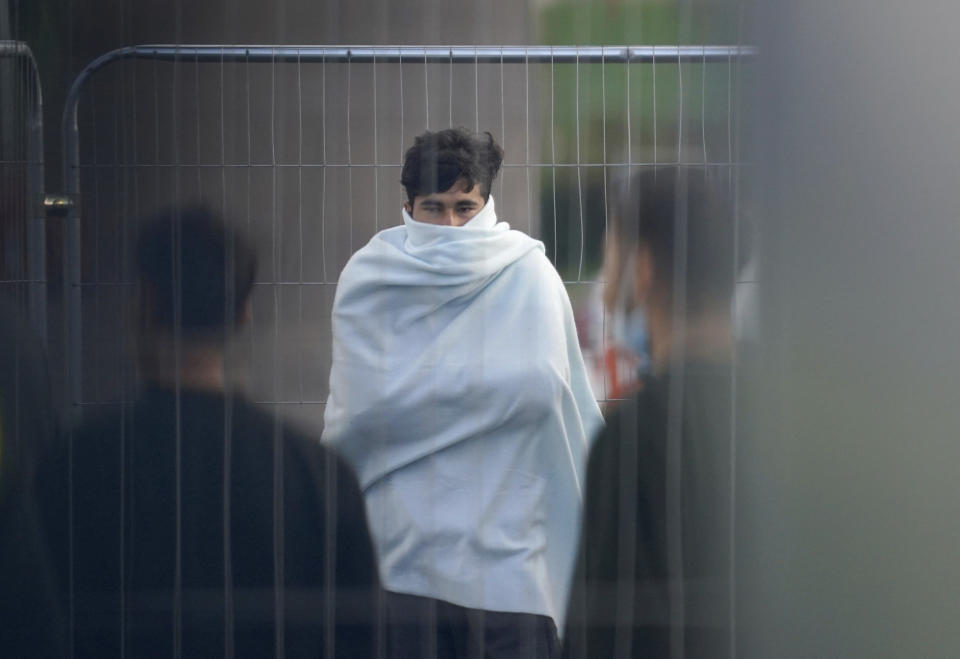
0, 40, 46, 340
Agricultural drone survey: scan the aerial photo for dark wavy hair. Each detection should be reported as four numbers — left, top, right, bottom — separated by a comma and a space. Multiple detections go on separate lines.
400, 127, 504, 205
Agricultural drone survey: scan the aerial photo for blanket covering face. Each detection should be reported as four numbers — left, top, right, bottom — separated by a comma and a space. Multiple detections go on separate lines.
323, 197, 603, 627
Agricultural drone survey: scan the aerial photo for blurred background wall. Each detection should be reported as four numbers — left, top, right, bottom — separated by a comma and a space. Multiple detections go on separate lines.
742, 1, 960, 656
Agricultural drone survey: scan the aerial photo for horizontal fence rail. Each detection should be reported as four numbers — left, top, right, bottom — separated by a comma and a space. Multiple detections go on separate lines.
72, 43, 756, 70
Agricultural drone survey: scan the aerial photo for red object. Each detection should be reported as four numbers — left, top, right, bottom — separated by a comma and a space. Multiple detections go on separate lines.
603, 344, 642, 401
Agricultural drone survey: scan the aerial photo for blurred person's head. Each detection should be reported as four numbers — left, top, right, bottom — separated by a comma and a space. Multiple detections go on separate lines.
400, 127, 504, 226
606, 167, 736, 373
134, 205, 257, 389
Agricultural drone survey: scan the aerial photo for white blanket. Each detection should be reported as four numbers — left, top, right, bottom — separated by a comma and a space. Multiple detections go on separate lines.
323, 197, 603, 627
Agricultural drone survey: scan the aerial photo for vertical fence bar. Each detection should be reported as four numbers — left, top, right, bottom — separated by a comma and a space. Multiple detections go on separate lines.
170, 44, 184, 659
269, 45, 286, 658
575, 49, 584, 280
60, 50, 87, 656
652, 46, 658, 165
599, 51, 609, 404
550, 47, 557, 262
423, 48, 429, 131
115, 55, 128, 659
90, 92, 101, 404
321, 51, 328, 283
729, 14, 748, 658
25, 47, 46, 340
218, 45, 237, 659
701, 46, 708, 165
346, 53, 353, 253
62, 71, 84, 430
498, 47, 505, 204
297, 49, 305, 402
473, 46, 479, 133
524, 50, 531, 235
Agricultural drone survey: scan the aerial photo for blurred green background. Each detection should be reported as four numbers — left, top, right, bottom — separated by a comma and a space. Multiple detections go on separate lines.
536, 0, 743, 278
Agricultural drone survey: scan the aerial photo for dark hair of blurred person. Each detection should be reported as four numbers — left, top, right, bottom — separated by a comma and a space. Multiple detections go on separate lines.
564, 167, 737, 658
132, 205, 256, 390
36, 206, 382, 658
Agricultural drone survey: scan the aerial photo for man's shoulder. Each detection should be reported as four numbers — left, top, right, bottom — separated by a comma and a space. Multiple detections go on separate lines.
503, 242, 562, 285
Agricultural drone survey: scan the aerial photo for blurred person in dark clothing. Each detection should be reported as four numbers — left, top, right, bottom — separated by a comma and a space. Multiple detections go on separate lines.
564, 168, 737, 658
0, 296, 65, 656
37, 207, 382, 658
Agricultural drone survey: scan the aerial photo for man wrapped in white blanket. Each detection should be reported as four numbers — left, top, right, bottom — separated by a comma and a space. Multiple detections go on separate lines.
323, 128, 603, 658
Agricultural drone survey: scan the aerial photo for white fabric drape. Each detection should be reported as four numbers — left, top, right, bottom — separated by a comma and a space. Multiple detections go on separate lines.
323, 197, 603, 627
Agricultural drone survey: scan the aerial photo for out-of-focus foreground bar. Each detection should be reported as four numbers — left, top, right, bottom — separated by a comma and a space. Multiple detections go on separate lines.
742, 1, 960, 657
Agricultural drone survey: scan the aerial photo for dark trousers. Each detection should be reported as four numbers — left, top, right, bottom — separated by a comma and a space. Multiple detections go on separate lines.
385, 591, 560, 659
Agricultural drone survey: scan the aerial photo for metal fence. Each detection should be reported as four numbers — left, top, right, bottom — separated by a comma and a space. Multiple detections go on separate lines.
0, 40, 46, 338
61, 44, 753, 430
